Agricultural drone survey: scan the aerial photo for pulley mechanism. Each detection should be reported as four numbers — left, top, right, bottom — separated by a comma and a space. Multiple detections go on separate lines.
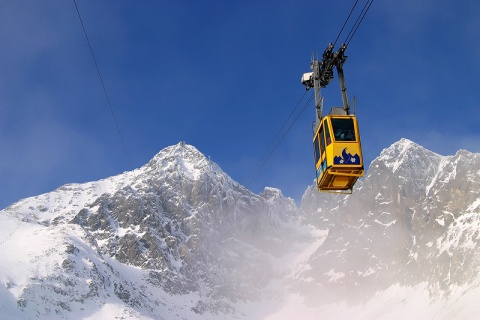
302, 43, 351, 131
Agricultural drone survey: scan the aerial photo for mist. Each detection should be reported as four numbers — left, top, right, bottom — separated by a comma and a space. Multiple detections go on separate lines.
2, 140, 480, 319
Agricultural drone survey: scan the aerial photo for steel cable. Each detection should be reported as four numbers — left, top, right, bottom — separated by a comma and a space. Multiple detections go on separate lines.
73, 0, 134, 169
246, 92, 314, 188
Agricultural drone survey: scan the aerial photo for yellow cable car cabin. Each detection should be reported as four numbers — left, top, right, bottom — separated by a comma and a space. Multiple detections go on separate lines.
313, 108, 364, 192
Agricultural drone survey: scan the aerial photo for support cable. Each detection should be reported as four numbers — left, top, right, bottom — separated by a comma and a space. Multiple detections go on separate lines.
73, 0, 133, 169
345, 0, 375, 46
246, 90, 308, 186
246, 92, 314, 188
333, 0, 360, 47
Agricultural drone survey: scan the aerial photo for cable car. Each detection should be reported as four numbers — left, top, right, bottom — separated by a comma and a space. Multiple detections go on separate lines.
302, 43, 364, 193
313, 108, 363, 192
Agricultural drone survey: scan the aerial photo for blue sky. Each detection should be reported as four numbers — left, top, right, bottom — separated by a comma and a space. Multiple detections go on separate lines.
1, 0, 480, 209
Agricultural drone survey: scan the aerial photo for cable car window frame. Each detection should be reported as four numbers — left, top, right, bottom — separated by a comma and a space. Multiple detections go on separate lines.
319, 125, 325, 157
325, 119, 332, 146
313, 134, 320, 165
331, 118, 356, 142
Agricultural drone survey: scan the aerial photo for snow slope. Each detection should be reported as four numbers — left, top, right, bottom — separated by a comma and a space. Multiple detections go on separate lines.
1, 139, 480, 319
298, 138, 480, 318
0, 142, 300, 319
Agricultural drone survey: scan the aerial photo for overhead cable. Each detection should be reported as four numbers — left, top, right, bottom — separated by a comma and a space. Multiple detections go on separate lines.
345, 0, 375, 46
246, 90, 308, 186
333, 0, 361, 47
246, 92, 314, 188
73, 0, 133, 169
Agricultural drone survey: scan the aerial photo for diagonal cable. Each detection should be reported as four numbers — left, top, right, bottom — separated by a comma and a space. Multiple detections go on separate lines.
73, 0, 133, 169
345, 0, 375, 46
246, 90, 308, 185
333, 0, 361, 47
246, 92, 314, 188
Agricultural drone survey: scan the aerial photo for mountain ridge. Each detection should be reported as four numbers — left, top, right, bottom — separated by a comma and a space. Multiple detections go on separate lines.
0, 141, 301, 319
1, 138, 480, 319
298, 138, 480, 305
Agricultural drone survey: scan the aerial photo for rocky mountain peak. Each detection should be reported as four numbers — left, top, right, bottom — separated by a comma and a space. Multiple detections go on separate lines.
259, 187, 285, 201
375, 138, 442, 175
3, 139, 480, 319
0, 142, 304, 318
143, 141, 216, 180
298, 138, 480, 306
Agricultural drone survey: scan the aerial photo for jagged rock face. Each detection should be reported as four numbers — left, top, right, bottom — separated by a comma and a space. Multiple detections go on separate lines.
298, 138, 480, 303
3, 139, 480, 319
0, 142, 299, 318
68, 143, 299, 300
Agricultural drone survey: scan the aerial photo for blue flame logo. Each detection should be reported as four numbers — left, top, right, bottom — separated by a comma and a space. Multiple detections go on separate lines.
334, 148, 360, 165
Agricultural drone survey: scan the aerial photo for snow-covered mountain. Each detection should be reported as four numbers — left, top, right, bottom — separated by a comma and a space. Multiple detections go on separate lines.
298, 138, 480, 315
0, 142, 301, 319
1, 139, 480, 319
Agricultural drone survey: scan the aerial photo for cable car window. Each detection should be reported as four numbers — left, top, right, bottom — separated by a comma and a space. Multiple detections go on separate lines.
324, 119, 332, 146
313, 135, 320, 164
331, 118, 356, 141
319, 126, 325, 155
